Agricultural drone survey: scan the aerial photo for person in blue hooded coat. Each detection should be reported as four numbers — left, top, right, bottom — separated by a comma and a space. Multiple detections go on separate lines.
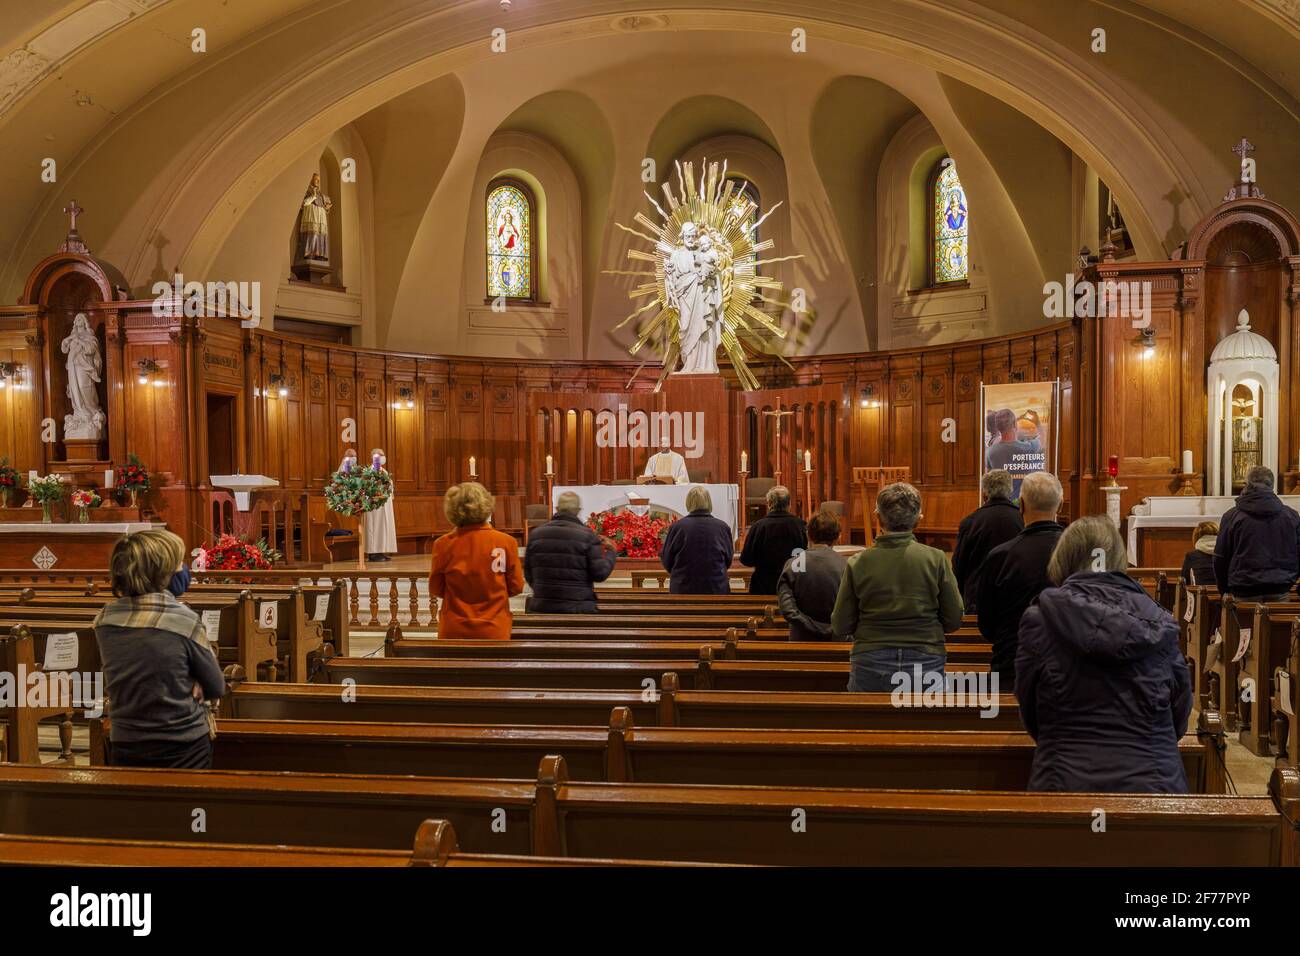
1015, 515, 1192, 794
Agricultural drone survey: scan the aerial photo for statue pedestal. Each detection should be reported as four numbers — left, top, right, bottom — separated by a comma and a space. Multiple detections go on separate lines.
64, 438, 103, 463
291, 259, 340, 288
1104, 485, 1127, 533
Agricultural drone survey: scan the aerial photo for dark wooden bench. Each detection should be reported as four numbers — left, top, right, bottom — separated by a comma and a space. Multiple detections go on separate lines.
3, 760, 1291, 865
384, 635, 992, 666
172, 707, 1224, 794
1219, 599, 1300, 754
223, 680, 1026, 730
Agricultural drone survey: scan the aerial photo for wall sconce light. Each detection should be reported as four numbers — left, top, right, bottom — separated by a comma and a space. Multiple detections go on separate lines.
1140, 328, 1156, 359
269, 371, 288, 398
0, 362, 21, 389
393, 386, 415, 410
859, 385, 880, 409
137, 358, 163, 386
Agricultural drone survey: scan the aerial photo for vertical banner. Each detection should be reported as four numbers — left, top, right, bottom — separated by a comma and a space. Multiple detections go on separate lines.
980, 381, 1059, 496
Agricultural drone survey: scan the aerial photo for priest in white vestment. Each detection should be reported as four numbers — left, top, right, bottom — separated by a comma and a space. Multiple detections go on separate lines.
364, 447, 397, 561
641, 442, 689, 485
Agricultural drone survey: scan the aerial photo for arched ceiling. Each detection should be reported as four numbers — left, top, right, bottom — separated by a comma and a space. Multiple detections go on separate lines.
1, 0, 1295, 312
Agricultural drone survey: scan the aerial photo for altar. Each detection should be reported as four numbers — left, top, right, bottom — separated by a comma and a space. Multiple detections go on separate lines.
553, 484, 741, 540
0, 521, 162, 571
1126, 495, 1300, 566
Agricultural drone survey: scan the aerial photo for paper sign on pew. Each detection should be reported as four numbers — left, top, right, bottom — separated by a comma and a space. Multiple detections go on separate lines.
1278, 670, 1295, 717
1204, 629, 1223, 670
1183, 594, 1195, 624
1231, 627, 1251, 664
259, 601, 278, 630
43, 633, 78, 671
313, 594, 329, 622
200, 610, 222, 650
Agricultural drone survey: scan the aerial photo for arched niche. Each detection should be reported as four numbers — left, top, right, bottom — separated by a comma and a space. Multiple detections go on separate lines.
1206, 311, 1278, 496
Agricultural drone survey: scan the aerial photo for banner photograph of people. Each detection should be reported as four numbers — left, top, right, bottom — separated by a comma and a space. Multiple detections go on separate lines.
980, 381, 1059, 497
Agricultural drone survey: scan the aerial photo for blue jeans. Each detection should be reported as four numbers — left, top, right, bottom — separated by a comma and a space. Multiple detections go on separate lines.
848, 647, 946, 693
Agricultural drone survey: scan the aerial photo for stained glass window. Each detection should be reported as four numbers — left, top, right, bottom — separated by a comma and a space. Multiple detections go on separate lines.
932, 160, 968, 284
726, 176, 759, 274
486, 180, 534, 299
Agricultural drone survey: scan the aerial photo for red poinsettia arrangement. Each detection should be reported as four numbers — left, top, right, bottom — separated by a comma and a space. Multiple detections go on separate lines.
193, 534, 282, 571
585, 509, 674, 558
115, 453, 150, 492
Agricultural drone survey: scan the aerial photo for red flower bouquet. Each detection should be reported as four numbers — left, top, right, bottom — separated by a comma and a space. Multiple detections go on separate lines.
193, 534, 282, 573
585, 509, 674, 558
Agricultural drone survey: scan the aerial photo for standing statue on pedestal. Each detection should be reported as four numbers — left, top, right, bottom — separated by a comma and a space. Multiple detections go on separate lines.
61, 313, 105, 440
609, 158, 800, 391
297, 172, 333, 262
664, 222, 723, 376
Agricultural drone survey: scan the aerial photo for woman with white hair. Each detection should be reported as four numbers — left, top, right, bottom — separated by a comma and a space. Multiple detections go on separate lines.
363, 447, 397, 562
1016, 515, 1192, 793
660, 485, 735, 594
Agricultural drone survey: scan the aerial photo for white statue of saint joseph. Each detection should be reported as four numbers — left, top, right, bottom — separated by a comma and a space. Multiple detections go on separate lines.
665, 222, 722, 375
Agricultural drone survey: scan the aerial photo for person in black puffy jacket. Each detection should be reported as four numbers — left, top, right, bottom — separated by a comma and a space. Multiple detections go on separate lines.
1213, 466, 1300, 600
952, 469, 1023, 611
523, 492, 617, 613
1016, 516, 1192, 794
740, 485, 808, 594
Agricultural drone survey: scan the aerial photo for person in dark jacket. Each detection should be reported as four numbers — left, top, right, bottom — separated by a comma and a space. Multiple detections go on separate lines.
1016, 515, 1192, 794
95, 529, 226, 769
523, 491, 618, 613
1213, 466, 1300, 600
976, 471, 1064, 692
1180, 521, 1218, 587
740, 485, 808, 594
660, 485, 735, 594
776, 509, 849, 641
952, 469, 1022, 611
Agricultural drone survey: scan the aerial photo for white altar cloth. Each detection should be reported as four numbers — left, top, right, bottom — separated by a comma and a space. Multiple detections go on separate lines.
1126, 494, 1300, 564
553, 483, 740, 540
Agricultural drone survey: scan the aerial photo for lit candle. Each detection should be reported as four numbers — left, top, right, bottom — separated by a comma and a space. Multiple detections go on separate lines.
740, 450, 748, 472
469, 456, 477, 478
105, 469, 114, 489
1181, 449, 1193, 475
804, 450, 812, 471
545, 454, 553, 476
1108, 455, 1119, 479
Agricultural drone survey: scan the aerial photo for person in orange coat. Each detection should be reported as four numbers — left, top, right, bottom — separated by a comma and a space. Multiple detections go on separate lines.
428, 482, 524, 640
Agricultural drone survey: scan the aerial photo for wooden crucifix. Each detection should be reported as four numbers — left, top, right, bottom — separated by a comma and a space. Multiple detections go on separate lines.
59, 198, 89, 254
761, 406, 795, 486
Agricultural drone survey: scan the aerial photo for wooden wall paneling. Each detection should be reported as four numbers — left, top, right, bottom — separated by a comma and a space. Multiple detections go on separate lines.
888, 355, 919, 475
450, 368, 484, 486
357, 354, 389, 476
952, 357, 981, 488
0, 326, 40, 478
920, 355, 951, 485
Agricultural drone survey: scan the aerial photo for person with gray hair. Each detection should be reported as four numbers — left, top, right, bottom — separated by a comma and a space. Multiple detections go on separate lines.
740, 484, 807, 594
975, 470, 1064, 690
1213, 465, 1300, 601
523, 491, 617, 613
1016, 515, 1192, 793
951, 469, 1023, 610
660, 485, 735, 594
831, 482, 963, 691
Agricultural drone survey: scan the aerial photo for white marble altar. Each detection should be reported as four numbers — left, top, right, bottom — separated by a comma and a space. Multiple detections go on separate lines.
553, 483, 740, 540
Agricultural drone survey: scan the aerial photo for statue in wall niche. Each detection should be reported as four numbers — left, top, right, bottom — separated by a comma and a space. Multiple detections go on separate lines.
61, 313, 106, 440
297, 172, 333, 262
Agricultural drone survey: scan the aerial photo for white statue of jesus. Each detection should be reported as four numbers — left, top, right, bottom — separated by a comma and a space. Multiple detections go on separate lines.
61, 313, 105, 440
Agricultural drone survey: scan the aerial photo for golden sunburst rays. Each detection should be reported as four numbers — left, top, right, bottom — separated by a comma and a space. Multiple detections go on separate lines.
603, 158, 802, 391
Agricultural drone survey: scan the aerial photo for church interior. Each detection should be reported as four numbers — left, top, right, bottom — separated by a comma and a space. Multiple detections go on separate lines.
1, 0, 1300, 894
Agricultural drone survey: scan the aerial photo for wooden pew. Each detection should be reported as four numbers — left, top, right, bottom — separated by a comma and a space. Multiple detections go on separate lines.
1219, 600, 1300, 754
224, 680, 1027, 731
5, 759, 1290, 865
321, 648, 990, 692
0, 819, 714, 867
1278, 621, 1299, 767
185, 708, 1223, 794
0, 626, 75, 765
384, 635, 993, 666
629, 568, 752, 589
1184, 584, 1223, 709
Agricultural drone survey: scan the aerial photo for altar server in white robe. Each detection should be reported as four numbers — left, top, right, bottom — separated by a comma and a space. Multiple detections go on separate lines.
364, 447, 398, 561
641, 439, 689, 485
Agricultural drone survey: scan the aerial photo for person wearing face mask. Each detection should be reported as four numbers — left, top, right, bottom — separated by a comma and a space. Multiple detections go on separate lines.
94, 529, 225, 769
974, 471, 1065, 693
364, 447, 398, 562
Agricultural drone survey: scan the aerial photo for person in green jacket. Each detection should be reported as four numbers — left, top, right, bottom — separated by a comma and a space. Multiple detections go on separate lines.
832, 482, 964, 691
